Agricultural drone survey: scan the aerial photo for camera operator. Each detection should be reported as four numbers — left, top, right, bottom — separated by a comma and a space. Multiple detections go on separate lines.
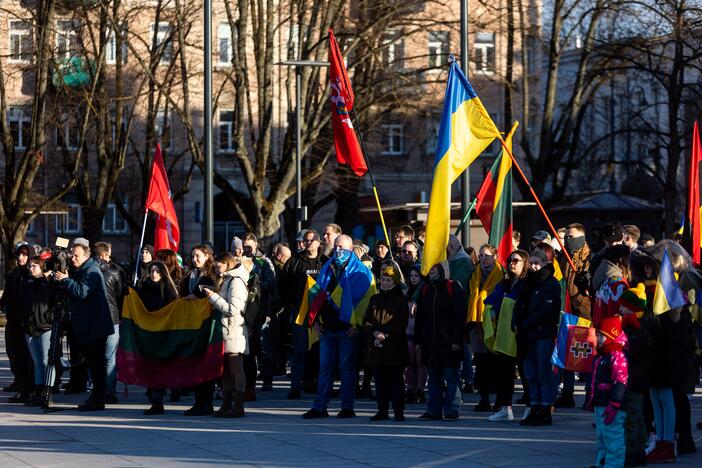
54, 238, 114, 411
94, 242, 127, 404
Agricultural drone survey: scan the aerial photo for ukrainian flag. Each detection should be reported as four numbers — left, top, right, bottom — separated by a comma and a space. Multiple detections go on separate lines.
421, 60, 500, 275
652, 248, 686, 314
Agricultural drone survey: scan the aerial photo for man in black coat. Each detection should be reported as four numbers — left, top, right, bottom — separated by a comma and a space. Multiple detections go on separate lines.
0, 243, 34, 402
94, 242, 126, 404
55, 238, 114, 411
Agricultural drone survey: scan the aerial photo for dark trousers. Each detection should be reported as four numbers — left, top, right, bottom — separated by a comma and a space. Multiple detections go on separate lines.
5, 321, 33, 392
625, 391, 647, 459
67, 331, 88, 389
494, 354, 516, 408
373, 366, 404, 415
194, 379, 215, 410
83, 337, 107, 402
516, 341, 530, 404
673, 387, 694, 448
474, 352, 495, 404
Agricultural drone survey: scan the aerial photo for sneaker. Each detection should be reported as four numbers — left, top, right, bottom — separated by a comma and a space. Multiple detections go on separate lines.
287, 388, 301, 400
520, 406, 532, 422
418, 412, 442, 421
302, 408, 329, 419
337, 408, 356, 419
488, 406, 514, 422
645, 433, 657, 455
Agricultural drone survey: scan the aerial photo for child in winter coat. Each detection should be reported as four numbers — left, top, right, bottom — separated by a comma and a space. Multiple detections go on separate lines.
588, 316, 628, 468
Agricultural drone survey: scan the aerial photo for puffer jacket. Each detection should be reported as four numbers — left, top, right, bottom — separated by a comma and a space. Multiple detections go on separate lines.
208, 264, 250, 355
513, 263, 562, 342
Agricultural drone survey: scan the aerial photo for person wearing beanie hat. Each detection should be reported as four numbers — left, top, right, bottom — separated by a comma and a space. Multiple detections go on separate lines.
588, 315, 628, 468
362, 264, 411, 421
620, 283, 654, 466
137, 244, 155, 284
371, 240, 391, 279
230, 237, 243, 256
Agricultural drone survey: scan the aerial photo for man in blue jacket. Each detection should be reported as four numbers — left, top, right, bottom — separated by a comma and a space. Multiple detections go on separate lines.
55, 238, 114, 411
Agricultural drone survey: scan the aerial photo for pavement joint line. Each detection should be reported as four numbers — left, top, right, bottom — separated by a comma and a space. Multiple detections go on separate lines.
0, 450, 35, 467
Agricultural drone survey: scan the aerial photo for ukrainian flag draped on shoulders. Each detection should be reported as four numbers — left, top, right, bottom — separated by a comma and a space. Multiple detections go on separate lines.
421, 59, 501, 275
298, 253, 377, 327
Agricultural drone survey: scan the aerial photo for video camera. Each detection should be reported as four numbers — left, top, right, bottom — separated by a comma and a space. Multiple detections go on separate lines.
45, 237, 71, 274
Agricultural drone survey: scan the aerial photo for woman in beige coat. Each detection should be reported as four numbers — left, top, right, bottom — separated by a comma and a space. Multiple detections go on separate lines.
203, 253, 252, 417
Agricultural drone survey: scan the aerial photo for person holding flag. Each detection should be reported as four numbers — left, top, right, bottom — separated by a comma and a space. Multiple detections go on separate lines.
301, 235, 376, 419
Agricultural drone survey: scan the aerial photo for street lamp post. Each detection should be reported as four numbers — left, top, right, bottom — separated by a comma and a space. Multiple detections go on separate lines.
203, 0, 214, 243
277, 60, 329, 234
460, 0, 471, 248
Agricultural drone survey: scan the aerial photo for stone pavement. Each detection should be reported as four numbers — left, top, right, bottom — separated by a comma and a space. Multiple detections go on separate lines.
1, 337, 701, 467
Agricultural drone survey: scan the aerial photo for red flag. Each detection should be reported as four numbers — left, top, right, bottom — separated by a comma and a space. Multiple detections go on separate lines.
145, 144, 180, 252
686, 121, 701, 265
328, 29, 367, 177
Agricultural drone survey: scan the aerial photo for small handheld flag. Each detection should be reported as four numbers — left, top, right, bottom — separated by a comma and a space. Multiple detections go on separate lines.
652, 248, 686, 315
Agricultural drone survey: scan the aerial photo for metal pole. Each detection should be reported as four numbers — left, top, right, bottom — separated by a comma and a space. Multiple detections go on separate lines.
204, 0, 214, 242
460, 0, 471, 249
133, 210, 149, 286
295, 67, 303, 233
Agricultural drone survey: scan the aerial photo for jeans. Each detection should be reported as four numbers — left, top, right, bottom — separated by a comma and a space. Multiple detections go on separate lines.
426, 365, 462, 417
25, 332, 55, 387
650, 387, 675, 442
105, 324, 120, 396
594, 406, 627, 468
312, 329, 357, 411
461, 344, 474, 384
523, 339, 556, 406
290, 322, 308, 390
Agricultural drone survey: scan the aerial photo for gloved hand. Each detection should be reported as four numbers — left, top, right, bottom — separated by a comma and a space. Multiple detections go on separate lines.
603, 401, 621, 425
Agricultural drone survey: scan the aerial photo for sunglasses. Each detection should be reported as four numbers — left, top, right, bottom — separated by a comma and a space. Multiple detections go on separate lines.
479, 254, 495, 259
509, 258, 522, 264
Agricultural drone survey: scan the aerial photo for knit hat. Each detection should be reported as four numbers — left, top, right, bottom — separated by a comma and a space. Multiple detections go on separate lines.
231, 236, 243, 252
142, 244, 154, 256
620, 283, 647, 313
381, 264, 402, 286
375, 239, 389, 249
598, 316, 623, 342
530, 249, 549, 265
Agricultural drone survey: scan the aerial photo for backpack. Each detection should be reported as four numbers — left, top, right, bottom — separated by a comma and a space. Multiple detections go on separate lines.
244, 268, 263, 328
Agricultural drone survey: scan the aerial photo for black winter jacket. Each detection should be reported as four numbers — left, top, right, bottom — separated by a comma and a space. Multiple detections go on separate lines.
0, 266, 28, 322
513, 264, 562, 342
138, 279, 178, 312
20, 276, 55, 337
363, 286, 410, 368
96, 258, 126, 324
623, 313, 654, 393
279, 253, 322, 311
414, 275, 467, 367
649, 308, 696, 391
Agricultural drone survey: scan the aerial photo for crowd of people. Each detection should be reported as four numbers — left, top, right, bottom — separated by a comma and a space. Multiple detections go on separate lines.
1, 221, 701, 467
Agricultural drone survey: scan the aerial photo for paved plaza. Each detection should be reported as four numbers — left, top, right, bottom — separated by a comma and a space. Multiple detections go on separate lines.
1, 337, 701, 467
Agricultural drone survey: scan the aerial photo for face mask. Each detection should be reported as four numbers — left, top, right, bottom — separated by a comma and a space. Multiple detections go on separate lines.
565, 236, 586, 254
334, 248, 353, 265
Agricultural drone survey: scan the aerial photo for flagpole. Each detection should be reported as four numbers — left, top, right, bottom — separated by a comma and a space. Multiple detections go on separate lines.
133, 209, 149, 286
495, 136, 577, 272
455, 196, 478, 236
350, 110, 392, 255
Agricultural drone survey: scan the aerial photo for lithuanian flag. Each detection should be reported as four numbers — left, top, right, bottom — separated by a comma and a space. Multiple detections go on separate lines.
476, 123, 518, 266
295, 275, 327, 326
117, 289, 224, 388
421, 59, 500, 275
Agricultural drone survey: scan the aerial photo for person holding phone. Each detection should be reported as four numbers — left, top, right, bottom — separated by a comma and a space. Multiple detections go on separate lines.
179, 245, 217, 416
201, 253, 253, 418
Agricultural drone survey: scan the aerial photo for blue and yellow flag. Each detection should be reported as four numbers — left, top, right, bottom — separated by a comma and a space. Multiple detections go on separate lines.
652, 248, 686, 315
421, 60, 500, 275
316, 253, 377, 326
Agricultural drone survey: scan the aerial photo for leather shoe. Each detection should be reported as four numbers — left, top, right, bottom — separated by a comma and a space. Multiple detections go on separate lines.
3, 382, 18, 392
302, 408, 329, 419
77, 399, 105, 411
337, 408, 356, 419
370, 412, 389, 421
287, 389, 301, 400
8, 392, 29, 403
418, 412, 442, 421
144, 403, 165, 415
473, 401, 492, 412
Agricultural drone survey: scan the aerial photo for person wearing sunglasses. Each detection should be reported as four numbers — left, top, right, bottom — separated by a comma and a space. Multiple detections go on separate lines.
466, 244, 505, 412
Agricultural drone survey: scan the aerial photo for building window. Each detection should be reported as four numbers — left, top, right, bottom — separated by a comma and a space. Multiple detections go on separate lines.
102, 203, 128, 234
9, 20, 32, 63
473, 31, 495, 74
56, 20, 79, 60
218, 23, 232, 65
56, 115, 81, 150
381, 33, 404, 70
426, 117, 440, 156
106, 24, 128, 65
428, 31, 449, 68
219, 110, 235, 152
151, 22, 172, 65
381, 124, 403, 156
155, 109, 172, 150
8, 107, 31, 151
56, 203, 81, 234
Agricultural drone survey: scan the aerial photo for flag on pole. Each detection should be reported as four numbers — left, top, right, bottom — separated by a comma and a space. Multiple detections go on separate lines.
685, 121, 701, 265
475, 122, 518, 266
145, 144, 180, 252
678, 214, 685, 235
328, 29, 367, 177
652, 248, 686, 315
421, 60, 500, 275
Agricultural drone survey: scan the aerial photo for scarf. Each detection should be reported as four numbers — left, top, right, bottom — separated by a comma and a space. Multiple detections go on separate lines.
467, 262, 504, 323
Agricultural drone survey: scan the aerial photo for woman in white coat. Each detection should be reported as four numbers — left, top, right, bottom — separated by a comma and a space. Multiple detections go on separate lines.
203, 253, 253, 418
